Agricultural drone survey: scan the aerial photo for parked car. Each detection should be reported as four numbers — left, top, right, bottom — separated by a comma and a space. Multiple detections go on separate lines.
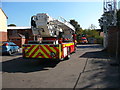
2, 42, 20, 55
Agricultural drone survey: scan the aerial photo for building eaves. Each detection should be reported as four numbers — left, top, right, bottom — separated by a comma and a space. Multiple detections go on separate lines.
7, 26, 31, 30
0, 8, 8, 19
9, 33, 25, 38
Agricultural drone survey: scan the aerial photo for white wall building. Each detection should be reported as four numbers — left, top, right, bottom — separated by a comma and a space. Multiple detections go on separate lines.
0, 8, 8, 42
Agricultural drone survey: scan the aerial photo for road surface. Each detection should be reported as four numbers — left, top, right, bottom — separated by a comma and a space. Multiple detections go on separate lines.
1, 44, 119, 88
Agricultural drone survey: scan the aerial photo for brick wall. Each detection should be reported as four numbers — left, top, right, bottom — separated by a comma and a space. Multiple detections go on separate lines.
7, 29, 33, 39
108, 26, 120, 57
7, 28, 33, 47
0, 31, 7, 42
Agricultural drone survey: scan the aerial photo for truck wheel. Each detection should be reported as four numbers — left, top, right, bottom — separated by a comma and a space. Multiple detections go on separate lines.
65, 47, 71, 60
65, 54, 71, 60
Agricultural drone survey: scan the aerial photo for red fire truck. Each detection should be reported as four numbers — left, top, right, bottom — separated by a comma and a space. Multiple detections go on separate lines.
22, 13, 76, 60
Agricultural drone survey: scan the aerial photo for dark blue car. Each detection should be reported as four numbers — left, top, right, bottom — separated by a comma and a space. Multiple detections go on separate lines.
2, 42, 20, 55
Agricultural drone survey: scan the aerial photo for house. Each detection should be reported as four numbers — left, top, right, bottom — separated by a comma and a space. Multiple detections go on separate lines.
0, 8, 8, 42
7, 26, 33, 47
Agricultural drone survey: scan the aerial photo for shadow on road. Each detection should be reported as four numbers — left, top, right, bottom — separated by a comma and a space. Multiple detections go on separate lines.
1, 52, 22, 56
77, 44, 103, 49
78, 50, 120, 88
80, 50, 109, 59
1, 57, 60, 73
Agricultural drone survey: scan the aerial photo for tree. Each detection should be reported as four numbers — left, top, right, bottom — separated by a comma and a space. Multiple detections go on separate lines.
82, 29, 103, 44
99, 10, 120, 28
69, 19, 82, 34
8, 24, 16, 27
88, 24, 97, 30
69, 19, 83, 41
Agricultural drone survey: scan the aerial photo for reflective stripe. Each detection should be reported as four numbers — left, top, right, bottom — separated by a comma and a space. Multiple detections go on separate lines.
63, 43, 74, 47
40, 45, 51, 58
50, 47, 56, 52
59, 44, 62, 59
42, 45, 51, 54
36, 53, 42, 58
53, 47, 59, 52
40, 48, 49, 58
32, 48, 40, 58
23, 44, 59, 58
29, 45, 39, 58
29, 45, 38, 57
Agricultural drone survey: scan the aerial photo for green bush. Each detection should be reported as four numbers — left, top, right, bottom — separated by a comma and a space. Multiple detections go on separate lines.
95, 36, 103, 44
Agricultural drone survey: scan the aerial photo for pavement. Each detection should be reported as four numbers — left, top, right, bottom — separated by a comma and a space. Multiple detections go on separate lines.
75, 44, 120, 88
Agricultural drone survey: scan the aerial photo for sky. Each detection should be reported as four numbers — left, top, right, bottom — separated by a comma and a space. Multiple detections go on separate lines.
0, 1, 116, 29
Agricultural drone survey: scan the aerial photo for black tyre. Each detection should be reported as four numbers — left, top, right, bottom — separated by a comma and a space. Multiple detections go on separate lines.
65, 54, 71, 60
65, 47, 71, 60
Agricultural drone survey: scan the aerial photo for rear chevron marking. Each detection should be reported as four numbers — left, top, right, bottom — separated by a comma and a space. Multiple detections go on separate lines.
44, 45, 53, 52
32, 48, 40, 58
29, 45, 39, 58
42, 45, 51, 54
41, 45, 51, 58
53, 47, 59, 52
29, 45, 38, 56
50, 47, 56, 52
47, 45, 57, 53
36, 53, 42, 58
27, 45, 35, 53
24, 45, 60, 58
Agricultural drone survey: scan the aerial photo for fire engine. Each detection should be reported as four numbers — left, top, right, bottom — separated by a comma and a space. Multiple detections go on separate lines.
22, 13, 76, 60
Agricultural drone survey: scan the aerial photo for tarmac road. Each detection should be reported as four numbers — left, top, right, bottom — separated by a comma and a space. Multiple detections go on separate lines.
1, 44, 120, 88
